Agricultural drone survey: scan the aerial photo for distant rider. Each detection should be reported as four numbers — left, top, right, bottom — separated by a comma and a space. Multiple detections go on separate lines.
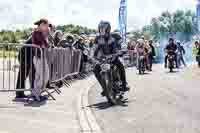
164, 38, 178, 68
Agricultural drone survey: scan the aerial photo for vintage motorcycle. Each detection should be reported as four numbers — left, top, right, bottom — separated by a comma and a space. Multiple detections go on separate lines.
94, 53, 127, 105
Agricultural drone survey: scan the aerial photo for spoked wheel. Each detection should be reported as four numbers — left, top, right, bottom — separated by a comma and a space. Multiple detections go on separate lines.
103, 74, 117, 105
106, 84, 117, 105
169, 61, 174, 72
170, 67, 173, 72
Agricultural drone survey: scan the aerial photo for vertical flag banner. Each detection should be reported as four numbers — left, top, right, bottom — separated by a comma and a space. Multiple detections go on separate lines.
197, 0, 200, 32
118, 0, 127, 45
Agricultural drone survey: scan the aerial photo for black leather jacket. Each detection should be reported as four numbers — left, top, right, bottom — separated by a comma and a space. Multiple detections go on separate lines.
94, 35, 117, 57
165, 43, 177, 54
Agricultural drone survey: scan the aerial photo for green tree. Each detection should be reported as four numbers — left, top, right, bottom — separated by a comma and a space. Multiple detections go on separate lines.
10, 32, 18, 43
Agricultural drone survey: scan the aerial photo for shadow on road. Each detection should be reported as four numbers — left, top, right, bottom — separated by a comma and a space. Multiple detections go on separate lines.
24, 100, 47, 107
88, 100, 129, 110
165, 70, 180, 74
12, 97, 47, 107
88, 101, 114, 110
136, 72, 150, 75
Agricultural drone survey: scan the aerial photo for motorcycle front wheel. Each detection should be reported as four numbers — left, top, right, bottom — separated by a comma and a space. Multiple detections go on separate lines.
103, 72, 117, 105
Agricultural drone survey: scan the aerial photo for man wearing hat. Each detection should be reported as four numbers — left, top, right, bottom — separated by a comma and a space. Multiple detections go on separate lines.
15, 18, 51, 99
32, 18, 50, 48
32, 19, 51, 101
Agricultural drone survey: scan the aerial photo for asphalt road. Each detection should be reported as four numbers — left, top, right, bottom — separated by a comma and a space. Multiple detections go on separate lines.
89, 65, 200, 133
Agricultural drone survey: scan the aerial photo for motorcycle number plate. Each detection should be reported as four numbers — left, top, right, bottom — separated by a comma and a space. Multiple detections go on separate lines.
101, 64, 111, 71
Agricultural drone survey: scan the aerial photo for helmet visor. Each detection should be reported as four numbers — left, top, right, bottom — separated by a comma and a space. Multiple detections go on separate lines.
99, 27, 106, 36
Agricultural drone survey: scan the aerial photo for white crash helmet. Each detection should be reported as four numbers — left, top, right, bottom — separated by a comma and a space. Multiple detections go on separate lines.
176, 40, 181, 44
137, 39, 144, 44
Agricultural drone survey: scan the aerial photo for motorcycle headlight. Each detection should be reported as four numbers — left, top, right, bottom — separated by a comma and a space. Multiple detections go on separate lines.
169, 56, 173, 59
101, 64, 111, 71
83, 50, 89, 55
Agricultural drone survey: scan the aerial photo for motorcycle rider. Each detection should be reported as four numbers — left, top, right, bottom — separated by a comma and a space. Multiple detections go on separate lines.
93, 21, 129, 96
164, 38, 178, 68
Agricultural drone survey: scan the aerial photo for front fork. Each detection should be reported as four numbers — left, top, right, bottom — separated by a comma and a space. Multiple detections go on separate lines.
100, 71, 111, 92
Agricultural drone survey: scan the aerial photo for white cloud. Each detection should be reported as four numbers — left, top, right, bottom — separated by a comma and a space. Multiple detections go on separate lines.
0, 0, 197, 31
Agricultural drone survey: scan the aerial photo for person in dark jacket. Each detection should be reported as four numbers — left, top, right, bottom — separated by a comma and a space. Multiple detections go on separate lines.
15, 36, 35, 98
74, 37, 88, 73
195, 41, 200, 67
177, 41, 186, 67
59, 34, 74, 48
148, 40, 156, 71
53, 30, 63, 47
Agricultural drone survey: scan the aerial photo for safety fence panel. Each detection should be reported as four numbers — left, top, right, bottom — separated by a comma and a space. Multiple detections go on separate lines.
0, 44, 82, 92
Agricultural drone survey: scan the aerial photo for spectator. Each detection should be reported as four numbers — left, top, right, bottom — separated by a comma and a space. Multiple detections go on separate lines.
197, 41, 200, 67
15, 36, 35, 99
148, 40, 156, 71
53, 30, 63, 47
48, 24, 56, 48
31, 18, 51, 101
193, 41, 200, 67
49, 24, 56, 34
111, 32, 122, 50
74, 36, 88, 73
89, 38, 95, 57
144, 40, 150, 70
59, 34, 74, 48
129, 41, 137, 66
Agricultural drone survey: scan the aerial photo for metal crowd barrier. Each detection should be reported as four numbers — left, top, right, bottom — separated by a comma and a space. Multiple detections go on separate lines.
0, 43, 82, 94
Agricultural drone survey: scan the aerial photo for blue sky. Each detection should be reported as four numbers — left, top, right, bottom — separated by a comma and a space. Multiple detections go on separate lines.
0, 0, 197, 31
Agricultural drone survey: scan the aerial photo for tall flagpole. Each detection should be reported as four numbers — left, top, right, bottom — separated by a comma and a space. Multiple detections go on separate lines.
197, 0, 200, 32
119, 0, 127, 46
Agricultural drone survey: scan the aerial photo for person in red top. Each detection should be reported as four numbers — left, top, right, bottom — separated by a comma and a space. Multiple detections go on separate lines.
31, 19, 51, 101
32, 18, 50, 48
15, 19, 51, 99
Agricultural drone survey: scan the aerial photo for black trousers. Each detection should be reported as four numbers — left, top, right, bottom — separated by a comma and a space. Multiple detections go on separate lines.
148, 53, 153, 70
93, 58, 127, 91
196, 56, 200, 67
16, 46, 36, 96
178, 55, 186, 66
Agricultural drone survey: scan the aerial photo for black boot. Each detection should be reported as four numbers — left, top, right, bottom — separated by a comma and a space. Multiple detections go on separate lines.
15, 93, 28, 99
120, 83, 130, 92
164, 63, 167, 68
101, 91, 106, 97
